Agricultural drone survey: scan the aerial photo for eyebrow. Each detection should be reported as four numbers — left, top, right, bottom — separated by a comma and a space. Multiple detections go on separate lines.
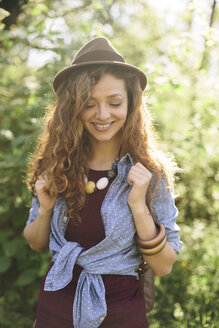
89, 93, 124, 100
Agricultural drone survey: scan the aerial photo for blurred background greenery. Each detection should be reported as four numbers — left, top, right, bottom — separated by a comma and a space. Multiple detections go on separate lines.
0, 0, 218, 327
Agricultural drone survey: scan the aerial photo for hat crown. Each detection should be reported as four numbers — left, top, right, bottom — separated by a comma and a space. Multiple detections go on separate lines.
53, 37, 147, 93
72, 37, 125, 65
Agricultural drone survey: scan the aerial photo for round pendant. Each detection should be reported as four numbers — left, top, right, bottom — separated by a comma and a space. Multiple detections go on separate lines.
85, 181, 96, 194
96, 177, 109, 190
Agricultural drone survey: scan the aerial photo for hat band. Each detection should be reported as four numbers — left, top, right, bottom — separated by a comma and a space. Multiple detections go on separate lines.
72, 50, 125, 65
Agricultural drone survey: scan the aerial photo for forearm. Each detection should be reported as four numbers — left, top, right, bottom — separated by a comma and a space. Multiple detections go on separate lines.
142, 242, 177, 277
23, 207, 52, 253
131, 203, 177, 277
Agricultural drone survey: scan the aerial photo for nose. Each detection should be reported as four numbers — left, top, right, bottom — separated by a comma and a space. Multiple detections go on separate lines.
96, 104, 110, 121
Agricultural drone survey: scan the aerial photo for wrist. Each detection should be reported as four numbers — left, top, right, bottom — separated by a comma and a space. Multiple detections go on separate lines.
130, 202, 149, 216
38, 206, 53, 217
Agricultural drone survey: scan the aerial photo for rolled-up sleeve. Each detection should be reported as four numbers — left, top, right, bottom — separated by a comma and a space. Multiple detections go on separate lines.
150, 177, 183, 254
25, 196, 40, 226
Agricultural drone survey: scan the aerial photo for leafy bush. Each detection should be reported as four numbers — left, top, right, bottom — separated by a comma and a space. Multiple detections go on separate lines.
0, 1, 218, 327
148, 220, 219, 328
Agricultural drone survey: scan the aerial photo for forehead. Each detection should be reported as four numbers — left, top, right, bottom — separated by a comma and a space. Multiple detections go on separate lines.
90, 73, 127, 98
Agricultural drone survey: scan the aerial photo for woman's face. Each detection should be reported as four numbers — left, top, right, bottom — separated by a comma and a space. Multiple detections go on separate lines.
81, 73, 128, 144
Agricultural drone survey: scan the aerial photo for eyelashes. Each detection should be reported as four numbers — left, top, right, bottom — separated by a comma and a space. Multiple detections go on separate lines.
85, 103, 121, 109
110, 103, 121, 107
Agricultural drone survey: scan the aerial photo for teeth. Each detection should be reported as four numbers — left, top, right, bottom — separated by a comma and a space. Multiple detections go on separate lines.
94, 122, 112, 128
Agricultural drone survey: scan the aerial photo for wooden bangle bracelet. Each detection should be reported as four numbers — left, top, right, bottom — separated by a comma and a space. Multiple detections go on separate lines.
135, 221, 166, 249
138, 235, 167, 256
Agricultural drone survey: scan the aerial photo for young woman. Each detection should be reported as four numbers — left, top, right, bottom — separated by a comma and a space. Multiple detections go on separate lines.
23, 37, 182, 328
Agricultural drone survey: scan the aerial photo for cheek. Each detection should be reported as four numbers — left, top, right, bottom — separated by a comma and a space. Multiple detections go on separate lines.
81, 112, 89, 125
119, 107, 128, 121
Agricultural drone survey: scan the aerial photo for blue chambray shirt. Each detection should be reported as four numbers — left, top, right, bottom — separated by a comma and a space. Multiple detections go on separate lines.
26, 153, 182, 328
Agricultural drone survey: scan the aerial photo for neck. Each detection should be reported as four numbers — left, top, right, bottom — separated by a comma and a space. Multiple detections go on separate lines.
87, 139, 121, 170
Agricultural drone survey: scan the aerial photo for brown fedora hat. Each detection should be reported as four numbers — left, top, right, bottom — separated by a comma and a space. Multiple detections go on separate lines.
53, 37, 147, 93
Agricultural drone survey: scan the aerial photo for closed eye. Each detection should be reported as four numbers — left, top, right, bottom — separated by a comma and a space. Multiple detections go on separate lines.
85, 104, 96, 109
110, 103, 121, 107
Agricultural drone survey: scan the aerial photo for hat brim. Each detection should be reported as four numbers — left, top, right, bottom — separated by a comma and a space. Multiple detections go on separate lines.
53, 61, 147, 93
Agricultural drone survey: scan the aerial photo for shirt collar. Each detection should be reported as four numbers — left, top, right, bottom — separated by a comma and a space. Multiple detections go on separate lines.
118, 152, 135, 166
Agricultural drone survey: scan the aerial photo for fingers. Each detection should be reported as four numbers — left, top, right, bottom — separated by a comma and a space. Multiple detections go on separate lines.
129, 162, 152, 178
129, 169, 146, 180
37, 174, 48, 183
128, 162, 152, 186
35, 175, 50, 193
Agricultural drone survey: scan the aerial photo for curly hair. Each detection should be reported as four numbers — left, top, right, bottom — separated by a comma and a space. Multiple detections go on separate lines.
26, 64, 180, 224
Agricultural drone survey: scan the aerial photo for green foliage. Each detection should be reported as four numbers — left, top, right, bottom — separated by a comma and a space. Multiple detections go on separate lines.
148, 220, 219, 328
0, 0, 218, 327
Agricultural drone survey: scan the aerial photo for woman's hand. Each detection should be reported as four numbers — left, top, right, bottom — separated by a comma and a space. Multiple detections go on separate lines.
35, 175, 57, 212
127, 162, 152, 210
23, 175, 56, 253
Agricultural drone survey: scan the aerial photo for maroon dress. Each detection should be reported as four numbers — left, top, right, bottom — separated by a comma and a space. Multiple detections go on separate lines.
34, 169, 148, 328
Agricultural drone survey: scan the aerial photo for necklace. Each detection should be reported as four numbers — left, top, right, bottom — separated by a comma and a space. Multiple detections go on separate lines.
85, 160, 118, 194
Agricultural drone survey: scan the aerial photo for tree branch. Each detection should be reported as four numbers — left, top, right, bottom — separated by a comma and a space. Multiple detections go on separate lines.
199, 0, 216, 69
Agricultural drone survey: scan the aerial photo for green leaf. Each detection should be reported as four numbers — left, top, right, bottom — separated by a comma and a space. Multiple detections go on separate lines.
3, 239, 22, 257
0, 257, 12, 273
0, 231, 12, 243
16, 269, 38, 286
31, 7, 43, 16
12, 135, 31, 147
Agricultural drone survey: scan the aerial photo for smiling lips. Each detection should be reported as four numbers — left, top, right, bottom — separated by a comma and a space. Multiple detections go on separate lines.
92, 121, 115, 130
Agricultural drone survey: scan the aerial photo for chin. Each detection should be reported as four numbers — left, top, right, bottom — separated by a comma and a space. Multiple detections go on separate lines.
90, 131, 122, 143
93, 135, 116, 142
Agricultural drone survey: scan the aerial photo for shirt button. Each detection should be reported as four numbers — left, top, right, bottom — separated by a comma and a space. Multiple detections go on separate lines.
63, 216, 68, 222
99, 317, 104, 322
